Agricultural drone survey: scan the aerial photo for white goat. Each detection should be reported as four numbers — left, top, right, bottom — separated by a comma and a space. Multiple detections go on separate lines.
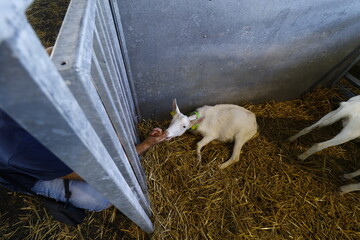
289, 95, 360, 193
289, 95, 360, 160
165, 99, 258, 169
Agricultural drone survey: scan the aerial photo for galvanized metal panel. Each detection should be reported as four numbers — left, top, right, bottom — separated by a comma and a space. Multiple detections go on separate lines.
114, 0, 360, 120
91, 38, 149, 201
0, 0, 32, 20
93, 1, 148, 191
109, 0, 141, 119
52, 0, 151, 214
95, 4, 138, 139
326, 47, 360, 87
97, 1, 138, 128
0, 0, 153, 233
97, 0, 149, 194
92, 22, 137, 145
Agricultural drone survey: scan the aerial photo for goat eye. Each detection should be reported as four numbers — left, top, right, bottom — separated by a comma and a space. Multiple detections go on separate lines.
183, 126, 186, 128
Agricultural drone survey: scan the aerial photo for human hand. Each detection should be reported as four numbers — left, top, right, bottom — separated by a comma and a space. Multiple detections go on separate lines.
136, 128, 168, 155
144, 128, 168, 146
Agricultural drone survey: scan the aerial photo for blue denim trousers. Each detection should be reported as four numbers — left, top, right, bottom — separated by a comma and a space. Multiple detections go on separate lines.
31, 178, 111, 211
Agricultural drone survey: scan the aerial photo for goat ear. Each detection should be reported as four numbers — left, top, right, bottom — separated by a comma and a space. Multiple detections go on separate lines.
188, 115, 197, 121
190, 116, 204, 126
172, 98, 181, 114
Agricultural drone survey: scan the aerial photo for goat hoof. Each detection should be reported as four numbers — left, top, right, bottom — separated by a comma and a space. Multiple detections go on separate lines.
298, 154, 307, 161
339, 175, 348, 181
218, 163, 230, 169
289, 136, 296, 142
339, 186, 347, 194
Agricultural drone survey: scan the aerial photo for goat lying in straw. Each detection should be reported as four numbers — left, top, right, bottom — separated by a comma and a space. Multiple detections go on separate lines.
165, 99, 258, 169
289, 95, 360, 193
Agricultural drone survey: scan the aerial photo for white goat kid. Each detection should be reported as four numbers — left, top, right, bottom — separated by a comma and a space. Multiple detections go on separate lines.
289, 95, 360, 160
166, 99, 258, 169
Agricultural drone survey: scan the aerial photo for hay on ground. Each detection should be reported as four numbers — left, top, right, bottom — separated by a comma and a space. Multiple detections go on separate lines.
1, 87, 359, 240
136, 87, 360, 240
25, 0, 70, 48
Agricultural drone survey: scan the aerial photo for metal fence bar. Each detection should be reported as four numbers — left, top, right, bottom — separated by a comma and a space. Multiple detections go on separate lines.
99, 2, 136, 122
345, 72, 360, 88
91, 27, 147, 185
92, 1, 149, 192
91, 46, 149, 204
325, 45, 360, 88
0, 0, 33, 13
96, 1, 139, 137
92, 18, 136, 145
108, 0, 142, 120
91, 50, 150, 213
0, 0, 153, 233
52, 0, 151, 213
94, 6, 137, 140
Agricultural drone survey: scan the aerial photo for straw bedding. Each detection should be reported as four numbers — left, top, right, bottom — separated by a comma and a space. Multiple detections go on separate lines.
0, 88, 359, 240
136, 87, 360, 240
25, 0, 70, 48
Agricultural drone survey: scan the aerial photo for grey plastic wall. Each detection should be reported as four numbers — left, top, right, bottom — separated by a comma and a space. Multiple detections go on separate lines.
115, 0, 360, 120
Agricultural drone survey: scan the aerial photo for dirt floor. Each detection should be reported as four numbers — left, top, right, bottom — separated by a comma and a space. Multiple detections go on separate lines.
1, 0, 360, 239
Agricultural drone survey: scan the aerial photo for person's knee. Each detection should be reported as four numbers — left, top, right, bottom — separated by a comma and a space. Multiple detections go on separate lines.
32, 179, 111, 211
69, 181, 111, 211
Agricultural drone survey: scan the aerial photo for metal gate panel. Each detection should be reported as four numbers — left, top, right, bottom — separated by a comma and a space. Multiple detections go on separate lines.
95, 1, 138, 134
0, 0, 153, 233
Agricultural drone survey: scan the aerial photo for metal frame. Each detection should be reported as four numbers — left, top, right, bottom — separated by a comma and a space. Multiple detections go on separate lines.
0, 0, 153, 233
345, 72, 360, 88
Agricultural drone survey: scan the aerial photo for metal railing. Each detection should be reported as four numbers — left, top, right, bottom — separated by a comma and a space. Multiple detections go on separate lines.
0, 0, 153, 233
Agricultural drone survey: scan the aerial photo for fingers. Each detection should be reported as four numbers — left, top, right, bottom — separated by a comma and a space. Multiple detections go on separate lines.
143, 128, 168, 146
46, 46, 54, 56
157, 131, 168, 141
149, 128, 163, 137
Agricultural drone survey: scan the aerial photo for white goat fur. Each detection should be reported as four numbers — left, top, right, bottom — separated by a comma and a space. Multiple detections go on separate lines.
166, 99, 258, 169
289, 95, 360, 193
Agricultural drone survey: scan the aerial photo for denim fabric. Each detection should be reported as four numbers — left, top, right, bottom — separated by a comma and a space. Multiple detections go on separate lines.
31, 178, 111, 211
0, 109, 73, 189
